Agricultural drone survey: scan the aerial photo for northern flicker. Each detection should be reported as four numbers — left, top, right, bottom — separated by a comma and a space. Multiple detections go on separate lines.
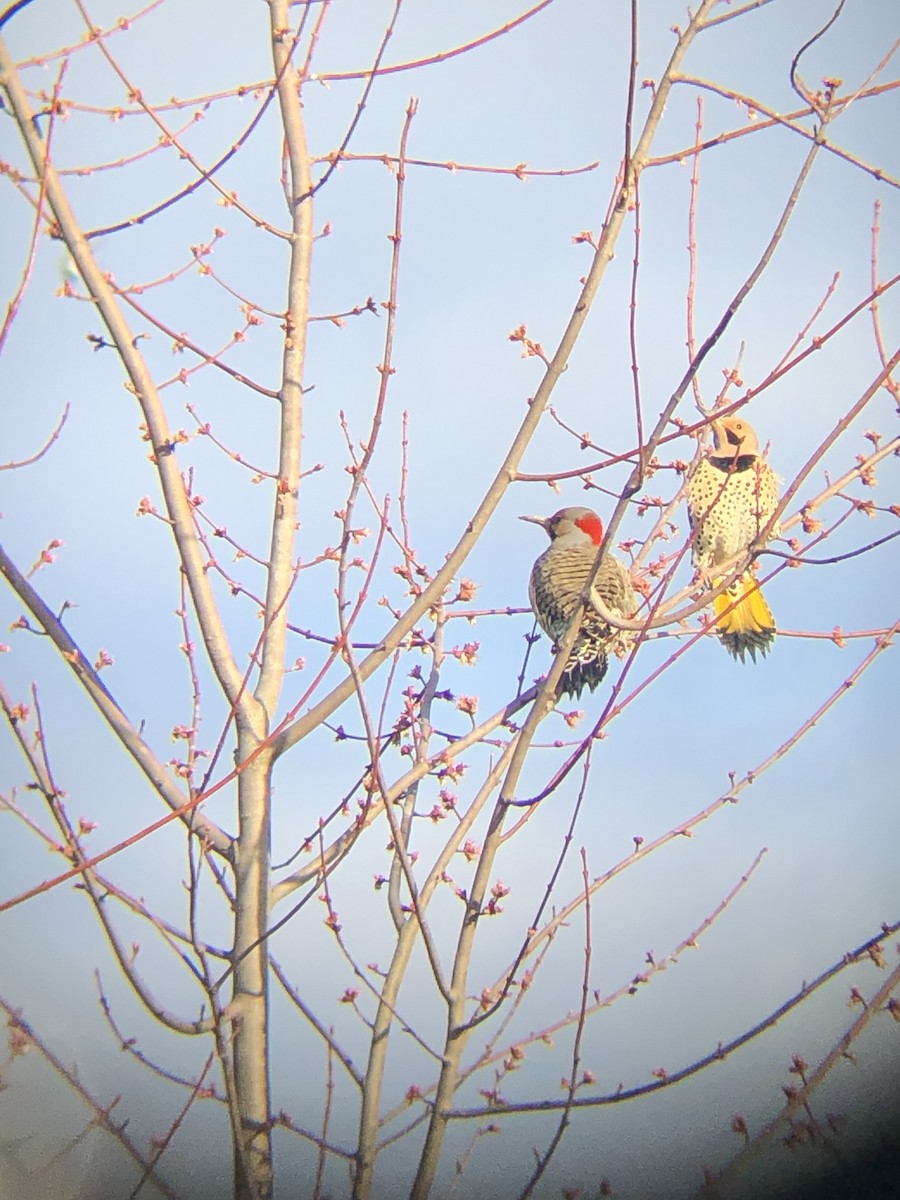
521, 506, 638, 699
686, 415, 780, 662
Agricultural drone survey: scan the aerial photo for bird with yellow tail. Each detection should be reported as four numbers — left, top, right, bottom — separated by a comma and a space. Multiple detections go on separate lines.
686, 415, 780, 663
521, 506, 638, 698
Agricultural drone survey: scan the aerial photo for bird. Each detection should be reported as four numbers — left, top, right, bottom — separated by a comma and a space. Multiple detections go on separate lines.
520, 506, 638, 699
686, 414, 780, 663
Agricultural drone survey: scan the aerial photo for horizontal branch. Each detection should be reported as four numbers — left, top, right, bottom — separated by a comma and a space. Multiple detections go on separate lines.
445, 915, 900, 1120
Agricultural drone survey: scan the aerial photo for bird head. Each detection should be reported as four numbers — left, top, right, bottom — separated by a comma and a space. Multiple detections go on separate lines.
710, 416, 761, 458
519, 506, 605, 546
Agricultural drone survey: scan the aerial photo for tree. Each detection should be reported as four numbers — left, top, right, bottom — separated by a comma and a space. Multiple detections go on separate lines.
1, 2, 898, 1198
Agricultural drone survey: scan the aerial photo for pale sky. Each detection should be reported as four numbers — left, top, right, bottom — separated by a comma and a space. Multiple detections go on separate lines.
1, 2, 898, 1198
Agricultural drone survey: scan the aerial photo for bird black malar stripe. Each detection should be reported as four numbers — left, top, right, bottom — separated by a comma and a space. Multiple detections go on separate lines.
521, 506, 637, 699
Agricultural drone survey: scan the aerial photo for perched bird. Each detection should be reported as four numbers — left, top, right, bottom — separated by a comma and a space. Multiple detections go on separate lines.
686, 415, 780, 662
521, 506, 637, 699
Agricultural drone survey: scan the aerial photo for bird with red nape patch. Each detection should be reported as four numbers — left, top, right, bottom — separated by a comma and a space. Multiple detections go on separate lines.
520, 506, 637, 699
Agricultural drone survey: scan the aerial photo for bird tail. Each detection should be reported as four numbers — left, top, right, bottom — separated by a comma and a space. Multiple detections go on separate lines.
559, 648, 609, 699
711, 572, 776, 663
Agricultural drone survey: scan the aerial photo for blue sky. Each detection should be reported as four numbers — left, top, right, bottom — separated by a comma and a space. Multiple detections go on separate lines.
1, 2, 899, 1198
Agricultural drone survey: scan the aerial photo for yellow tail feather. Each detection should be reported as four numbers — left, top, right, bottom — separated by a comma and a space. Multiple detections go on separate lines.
711, 572, 776, 663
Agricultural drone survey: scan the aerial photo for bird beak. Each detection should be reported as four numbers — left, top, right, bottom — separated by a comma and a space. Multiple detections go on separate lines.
519, 514, 549, 530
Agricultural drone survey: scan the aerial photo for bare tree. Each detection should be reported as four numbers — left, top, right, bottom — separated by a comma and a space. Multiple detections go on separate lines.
1, 3, 898, 1199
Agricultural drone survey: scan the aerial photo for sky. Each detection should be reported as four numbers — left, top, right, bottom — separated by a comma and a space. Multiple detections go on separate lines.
1, 2, 899, 1199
